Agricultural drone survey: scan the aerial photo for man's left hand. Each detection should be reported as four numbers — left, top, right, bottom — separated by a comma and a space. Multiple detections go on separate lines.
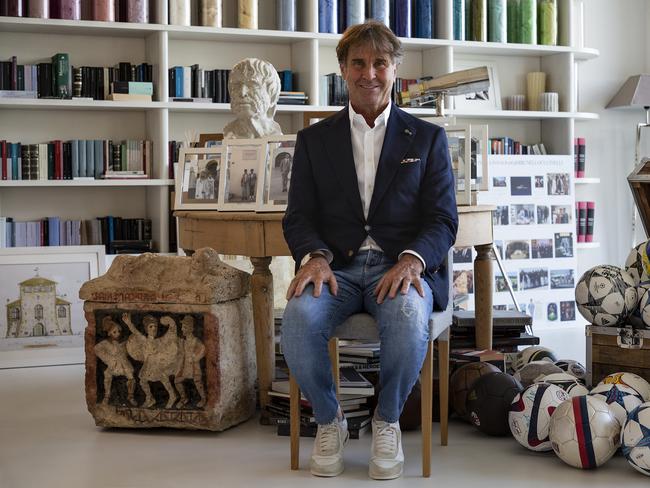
374, 254, 424, 304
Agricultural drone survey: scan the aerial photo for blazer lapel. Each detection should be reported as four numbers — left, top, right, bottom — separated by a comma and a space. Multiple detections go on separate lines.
368, 105, 416, 221
323, 107, 365, 221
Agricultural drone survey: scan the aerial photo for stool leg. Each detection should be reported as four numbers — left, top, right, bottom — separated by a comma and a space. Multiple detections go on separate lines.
438, 333, 450, 447
290, 374, 300, 470
421, 340, 433, 477
328, 338, 340, 399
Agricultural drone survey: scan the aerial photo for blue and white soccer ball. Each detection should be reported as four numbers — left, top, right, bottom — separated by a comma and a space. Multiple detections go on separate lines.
575, 265, 638, 326
624, 241, 650, 290
622, 402, 650, 476
590, 383, 644, 428
554, 359, 587, 382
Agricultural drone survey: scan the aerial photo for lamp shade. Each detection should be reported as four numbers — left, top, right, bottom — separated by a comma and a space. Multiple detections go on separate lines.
607, 74, 650, 108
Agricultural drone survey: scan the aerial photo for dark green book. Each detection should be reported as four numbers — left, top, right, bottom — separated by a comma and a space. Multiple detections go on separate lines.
51, 53, 70, 98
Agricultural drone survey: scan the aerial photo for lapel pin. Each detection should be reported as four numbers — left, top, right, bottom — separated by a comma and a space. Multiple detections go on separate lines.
404, 128, 413, 136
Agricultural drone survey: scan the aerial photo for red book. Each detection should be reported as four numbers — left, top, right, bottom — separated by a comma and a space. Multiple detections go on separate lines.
1, 140, 6, 180
54, 140, 63, 180
586, 202, 595, 242
577, 201, 587, 243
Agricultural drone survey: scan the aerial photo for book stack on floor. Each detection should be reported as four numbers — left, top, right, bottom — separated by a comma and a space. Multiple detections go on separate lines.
339, 340, 380, 372
451, 310, 538, 352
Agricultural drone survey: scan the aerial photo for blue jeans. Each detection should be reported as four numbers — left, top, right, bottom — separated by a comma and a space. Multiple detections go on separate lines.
281, 250, 433, 424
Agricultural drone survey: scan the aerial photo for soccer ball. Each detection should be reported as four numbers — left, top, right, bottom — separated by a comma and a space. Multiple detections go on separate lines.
509, 383, 569, 451
624, 241, 650, 289
541, 372, 590, 398
637, 288, 650, 327
554, 359, 587, 382
575, 265, 638, 326
450, 361, 501, 419
590, 383, 644, 428
512, 346, 557, 371
622, 402, 650, 476
514, 361, 563, 387
467, 372, 523, 436
549, 396, 620, 469
599, 372, 650, 402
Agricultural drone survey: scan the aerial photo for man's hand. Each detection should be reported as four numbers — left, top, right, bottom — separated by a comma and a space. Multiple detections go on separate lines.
286, 256, 339, 300
374, 254, 424, 304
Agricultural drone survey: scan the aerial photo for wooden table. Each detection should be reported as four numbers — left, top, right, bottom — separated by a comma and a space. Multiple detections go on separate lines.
175, 205, 495, 407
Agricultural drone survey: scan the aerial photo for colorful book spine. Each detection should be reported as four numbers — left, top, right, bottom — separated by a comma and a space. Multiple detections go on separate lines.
319, 0, 337, 34
453, 0, 466, 40
577, 201, 587, 243
7, 0, 24, 17
488, 0, 506, 43
573, 138, 578, 177
471, 0, 487, 42
538, 0, 557, 46
238, 0, 258, 29
519, 0, 536, 44
51, 53, 70, 98
201, 0, 222, 27
59, 0, 82, 20
28, 0, 50, 18
169, 0, 191, 26
346, 0, 364, 28
276, 0, 296, 31
415, 0, 432, 39
126, 0, 149, 23
507, 0, 520, 42
576, 137, 586, 178
586, 202, 595, 242
394, 0, 412, 37
92, 0, 115, 21
369, 0, 389, 26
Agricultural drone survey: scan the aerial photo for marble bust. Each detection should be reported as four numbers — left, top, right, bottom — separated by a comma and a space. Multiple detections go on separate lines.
223, 58, 283, 139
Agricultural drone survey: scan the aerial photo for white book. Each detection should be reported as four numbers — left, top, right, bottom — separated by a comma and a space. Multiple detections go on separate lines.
39, 143, 47, 180
183, 66, 191, 99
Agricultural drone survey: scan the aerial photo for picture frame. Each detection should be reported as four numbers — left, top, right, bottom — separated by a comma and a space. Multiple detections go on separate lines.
451, 60, 502, 112
256, 135, 297, 212
198, 132, 224, 148
174, 146, 224, 211
219, 139, 266, 211
444, 123, 490, 205
0, 245, 105, 369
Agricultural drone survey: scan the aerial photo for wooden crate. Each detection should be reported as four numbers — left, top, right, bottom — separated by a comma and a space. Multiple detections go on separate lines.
586, 325, 650, 387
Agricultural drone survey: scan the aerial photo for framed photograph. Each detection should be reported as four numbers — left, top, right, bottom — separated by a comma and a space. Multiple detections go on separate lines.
451, 60, 502, 112
198, 132, 224, 148
445, 123, 489, 205
0, 245, 105, 368
257, 135, 297, 212
174, 147, 224, 210
219, 139, 265, 211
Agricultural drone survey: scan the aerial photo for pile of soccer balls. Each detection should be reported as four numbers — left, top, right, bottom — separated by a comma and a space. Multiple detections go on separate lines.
575, 239, 650, 327
506, 346, 650, 474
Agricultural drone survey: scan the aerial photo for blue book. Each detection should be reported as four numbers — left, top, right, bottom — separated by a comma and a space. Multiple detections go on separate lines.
174, 66, 183, 97
78, 139, 87, 177
346, 0, 364, 27
415, 0, 432, 38
276, 0, 296, 31
453, 0, 465, 40
86, 140, 94, 178
48, 217, 60, 246
14, 222, 27, 247
318, 0, 337, 33
394, 0, 412, 37
369, 0, 389, 25
94, 140, 103, 178
71, 139, 79, 178
107, 216, 115, 245
10, 144, 18, 180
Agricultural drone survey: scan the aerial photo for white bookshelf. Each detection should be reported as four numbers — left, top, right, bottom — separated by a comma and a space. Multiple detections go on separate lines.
577, 242, 600, 250
575, 177, 600, 185
0, 0, 598, 253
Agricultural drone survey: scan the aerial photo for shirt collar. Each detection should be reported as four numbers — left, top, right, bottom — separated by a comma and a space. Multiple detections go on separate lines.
348, 101, 391, 129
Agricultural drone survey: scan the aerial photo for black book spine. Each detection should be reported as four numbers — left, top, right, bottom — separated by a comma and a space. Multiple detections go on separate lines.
169, 68, 175, 98
17, 64, 24, 90
47, 142, 55, 180
63, 141, 72, 179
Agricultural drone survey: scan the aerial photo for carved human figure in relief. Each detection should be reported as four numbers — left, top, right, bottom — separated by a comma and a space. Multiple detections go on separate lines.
223, 58, 282, 139
94, 316, 135, 406
123, 313, 179, 409
174, 315, 207, 408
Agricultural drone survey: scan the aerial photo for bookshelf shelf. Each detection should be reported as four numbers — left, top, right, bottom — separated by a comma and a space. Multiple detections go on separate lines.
0, 179, 174, 187
575, 177, 600, 185
0, 16, 163, 37
0, 99, 166, 111
577, 242, 600, 249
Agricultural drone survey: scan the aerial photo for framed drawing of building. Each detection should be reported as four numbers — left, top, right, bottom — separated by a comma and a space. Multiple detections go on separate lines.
256, 135, 297, 212
219, 139, 265, 211
0, 245, 105, 368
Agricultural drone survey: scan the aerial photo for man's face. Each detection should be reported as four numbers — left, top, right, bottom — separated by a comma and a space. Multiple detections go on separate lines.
340, 43, 397, 113
229, 73, 269, 119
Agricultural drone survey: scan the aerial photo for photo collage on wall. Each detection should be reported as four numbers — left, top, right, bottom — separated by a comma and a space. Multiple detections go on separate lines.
453, 155, 578, 329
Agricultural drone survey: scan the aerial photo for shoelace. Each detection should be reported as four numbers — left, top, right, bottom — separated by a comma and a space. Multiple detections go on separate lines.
316, 422, 341, 456
374, 422, 399, 456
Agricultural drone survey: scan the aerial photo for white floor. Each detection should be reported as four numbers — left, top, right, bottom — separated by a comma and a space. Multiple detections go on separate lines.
0, 364, 646, 488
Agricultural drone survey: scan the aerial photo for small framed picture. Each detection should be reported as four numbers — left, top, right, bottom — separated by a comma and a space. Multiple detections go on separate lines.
175, 147, 224, 210
445, 123, 488, 204
257, 135, 297, 212
198, 132, 224, 148
451, 60, 502, 112
219, 139, 265, 211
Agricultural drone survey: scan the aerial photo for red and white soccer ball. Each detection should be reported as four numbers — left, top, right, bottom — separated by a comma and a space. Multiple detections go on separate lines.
549, 396, 620, 469
589, 383, 644, 428
622, 402, 650, 476
509, 383, 569, 452
541, 372, 589, 398
599, 372, 650, 402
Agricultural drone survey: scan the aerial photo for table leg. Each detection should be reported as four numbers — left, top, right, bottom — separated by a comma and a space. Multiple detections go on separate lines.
474, 244, 494, 350
250, 256, 274, 408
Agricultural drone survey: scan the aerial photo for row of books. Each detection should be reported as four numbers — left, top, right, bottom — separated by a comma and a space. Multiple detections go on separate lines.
574, 137, 586, 178
488, 138, 548, 156
0, 1, 149, 23
576, 201, 595, 243
319, 0, 436, 39
0, 216, 153, 252
0, 54, 153, 100
320, 73, 349, 107
168, 66, 230, 103
0, 140, 152, 180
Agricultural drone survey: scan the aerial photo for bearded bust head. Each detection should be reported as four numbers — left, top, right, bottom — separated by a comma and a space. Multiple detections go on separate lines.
224, 58, 283, 139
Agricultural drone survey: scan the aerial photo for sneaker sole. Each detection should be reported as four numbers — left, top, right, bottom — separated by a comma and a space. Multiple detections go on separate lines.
310, 459, 344, 477
369, 462, 403, 480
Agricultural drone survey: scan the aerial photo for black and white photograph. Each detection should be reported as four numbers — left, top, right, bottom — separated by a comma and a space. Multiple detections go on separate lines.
492, 176, 507, 188
551, 205, 572, 224
554, 232, 574, 258
560, 300, 576, 321
220, 140, 264, 210
534, 175, 544, 188
495, 272, 518, 292
494, 240, 504, 259
176, 147, 224, 210
547, 302, 559, 321
505, 240, 530, 260
453, 270, 474, 295
453, 247, 473, 264
536, 205, 550, 224
493, 205, 509, 225
510, 204, 535, 225
547, 173, 571, 196
551, 269, 575, 289
510, 176, 532, 196
519, 268, 549, 290
531, 238, 553, 259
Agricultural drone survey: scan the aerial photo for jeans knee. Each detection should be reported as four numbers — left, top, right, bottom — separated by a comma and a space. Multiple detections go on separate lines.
378, 290, 431, 341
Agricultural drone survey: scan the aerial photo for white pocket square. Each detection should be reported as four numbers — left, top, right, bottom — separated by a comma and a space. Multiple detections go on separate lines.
400, 158, 421, 164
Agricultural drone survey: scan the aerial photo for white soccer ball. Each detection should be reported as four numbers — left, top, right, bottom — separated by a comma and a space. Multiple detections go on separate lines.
512, 346, 557, 372
554, 359, 587, 382
575, 265, 638, 326
590, 383, 644, 428
598, 372, 650, 402
514, 361, 563, 387
624, 241, 650, 290
509, 383, 569, 451
549, 396, 620, 469
637, 288, 650, 327
541, 372, 590, 398
622, 402, 650, 476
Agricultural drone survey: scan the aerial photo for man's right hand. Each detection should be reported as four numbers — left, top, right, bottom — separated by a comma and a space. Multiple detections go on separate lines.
286, 256, 338, 300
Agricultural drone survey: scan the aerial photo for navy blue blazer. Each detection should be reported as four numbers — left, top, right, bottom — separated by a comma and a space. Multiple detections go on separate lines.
282, 104, 458, 310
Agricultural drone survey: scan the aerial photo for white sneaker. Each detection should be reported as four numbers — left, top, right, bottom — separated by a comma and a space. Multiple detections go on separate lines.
310, 417, 349, 477
369, 418, 404, 480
